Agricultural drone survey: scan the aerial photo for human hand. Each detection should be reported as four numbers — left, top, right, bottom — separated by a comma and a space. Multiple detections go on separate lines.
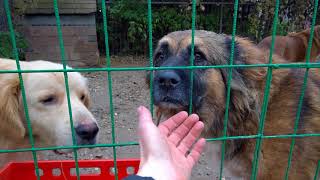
136, 106, 206, 180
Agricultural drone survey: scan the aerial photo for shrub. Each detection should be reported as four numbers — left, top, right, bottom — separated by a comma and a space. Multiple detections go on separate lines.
0, 31, 28, 60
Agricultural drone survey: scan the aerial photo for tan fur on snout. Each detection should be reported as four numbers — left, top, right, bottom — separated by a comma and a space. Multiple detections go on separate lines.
0, 58, 97, 167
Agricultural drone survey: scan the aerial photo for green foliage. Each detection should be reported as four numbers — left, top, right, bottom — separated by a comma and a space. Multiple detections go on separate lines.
0, 31, 28, 60
110, 0, 148, 46
98, 1, 317, 55
276, 21, 290, 36
247, 16, 261, 40
247, 0, 319, 42
96, 0, 236, 55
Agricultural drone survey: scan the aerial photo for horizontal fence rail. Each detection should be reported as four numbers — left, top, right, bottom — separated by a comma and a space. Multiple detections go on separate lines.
2, 0, 319, 179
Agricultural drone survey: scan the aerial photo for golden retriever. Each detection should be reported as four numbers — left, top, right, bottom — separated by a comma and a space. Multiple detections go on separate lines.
147, 30, 320, 179
0, 58, 98, 166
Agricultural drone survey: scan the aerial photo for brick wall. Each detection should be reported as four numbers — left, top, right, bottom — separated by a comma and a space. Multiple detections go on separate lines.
13, 0, 96, 14
19, 15, 99, 67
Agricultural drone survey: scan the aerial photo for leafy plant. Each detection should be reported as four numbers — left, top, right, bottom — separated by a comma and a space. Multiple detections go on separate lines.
0, 31, 28, 60
97, 0, 233, 55
98, 1, 315, 55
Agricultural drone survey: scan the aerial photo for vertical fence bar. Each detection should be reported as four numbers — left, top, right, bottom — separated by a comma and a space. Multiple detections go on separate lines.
314, 160, 320, 180
2, 1, 319, 180
284, 0, 319, 179
101, 0, 118, 179
218, 1, 239, 179
219, 4, 223, 33
250, 0, 280, 179
188, 0, 197, 114
3, 0, 41, 179
53, 0, 81, 179
148, 0, 154, 117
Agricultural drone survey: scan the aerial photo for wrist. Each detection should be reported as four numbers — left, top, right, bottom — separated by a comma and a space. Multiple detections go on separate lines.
137, 160, 177, 180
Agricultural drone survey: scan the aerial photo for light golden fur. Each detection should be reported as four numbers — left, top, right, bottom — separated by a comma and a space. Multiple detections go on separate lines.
0, 58, 96, 167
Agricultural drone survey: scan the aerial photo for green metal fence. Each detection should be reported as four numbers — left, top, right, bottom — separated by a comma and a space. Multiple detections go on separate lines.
2, 0, 320, 180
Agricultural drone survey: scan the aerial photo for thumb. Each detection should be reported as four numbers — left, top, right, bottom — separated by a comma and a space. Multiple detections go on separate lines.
137, 106, 157, 156
137, 106, 154, 128
137, 106, 168, 158
137, 106, 153, 163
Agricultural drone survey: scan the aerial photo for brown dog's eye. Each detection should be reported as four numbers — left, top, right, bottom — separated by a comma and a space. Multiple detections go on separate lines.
195, 53, 202, 61
159, 54, 164, 60
156, 52, 165, 61
40, 95, 57, 105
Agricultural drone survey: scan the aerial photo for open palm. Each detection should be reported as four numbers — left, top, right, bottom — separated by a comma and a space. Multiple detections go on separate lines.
137, 106, 206, 180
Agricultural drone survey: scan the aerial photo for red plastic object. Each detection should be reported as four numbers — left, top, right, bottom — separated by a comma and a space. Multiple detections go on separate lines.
0, 159, 140, 180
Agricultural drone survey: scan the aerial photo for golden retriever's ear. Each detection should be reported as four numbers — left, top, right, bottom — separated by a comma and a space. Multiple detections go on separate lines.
0, 73, 25, 139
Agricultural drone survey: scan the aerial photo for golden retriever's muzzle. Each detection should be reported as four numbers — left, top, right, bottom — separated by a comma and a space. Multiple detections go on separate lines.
75, 122, 99, 145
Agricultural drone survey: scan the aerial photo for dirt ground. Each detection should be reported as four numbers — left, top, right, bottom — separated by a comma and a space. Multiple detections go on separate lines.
39, 56, 229, 179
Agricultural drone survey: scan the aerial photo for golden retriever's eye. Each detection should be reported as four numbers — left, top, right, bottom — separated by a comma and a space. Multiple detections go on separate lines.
40, 95, 57, 105
80, 94, 86, 101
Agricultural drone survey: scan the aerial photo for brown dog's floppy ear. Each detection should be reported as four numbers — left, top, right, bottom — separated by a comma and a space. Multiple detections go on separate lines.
0, 73, 25, 140
219, 65, 261, 159
235, 37, 267, 81
218, 37, 264, 158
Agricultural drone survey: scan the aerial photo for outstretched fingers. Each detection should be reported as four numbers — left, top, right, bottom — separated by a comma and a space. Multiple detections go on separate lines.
187, 138, 206, 167
177, 121, 204, 155
158, 111, 189, 136
167, 114, 200, 146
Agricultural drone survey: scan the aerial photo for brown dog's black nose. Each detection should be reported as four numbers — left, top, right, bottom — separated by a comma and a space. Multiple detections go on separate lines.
75, 123, 99, 140
157, 71, 181, 88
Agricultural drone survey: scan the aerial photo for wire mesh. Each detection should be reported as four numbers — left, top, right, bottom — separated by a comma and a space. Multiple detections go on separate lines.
53, 0, 81, 179
1, 0, 320, 179
250, 0, 280, 179
284, 0, 319, 179
218, 0, 239, 179
4, 0, 40, 179
100, 0, 119, 179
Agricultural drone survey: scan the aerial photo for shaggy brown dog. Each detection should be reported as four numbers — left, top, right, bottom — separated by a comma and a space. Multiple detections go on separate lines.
257, 25, 320, 62
147, 30, 320, 180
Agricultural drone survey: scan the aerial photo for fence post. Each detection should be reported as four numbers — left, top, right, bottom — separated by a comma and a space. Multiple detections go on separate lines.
219, 4, 223, 33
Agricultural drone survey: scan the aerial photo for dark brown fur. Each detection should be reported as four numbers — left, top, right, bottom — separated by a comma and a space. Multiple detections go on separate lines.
257, 25, 320, 62
148, 30, 320, 179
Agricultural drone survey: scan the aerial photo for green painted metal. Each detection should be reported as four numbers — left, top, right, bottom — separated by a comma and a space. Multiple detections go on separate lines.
2, 0, 319, 179
219, 0, 239, 179
53, 0, 81, 179
4, 0, 40, 179
101, 0, 118, 179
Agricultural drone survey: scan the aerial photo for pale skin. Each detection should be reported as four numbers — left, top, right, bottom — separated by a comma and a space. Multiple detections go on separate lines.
136, 106, 206, 180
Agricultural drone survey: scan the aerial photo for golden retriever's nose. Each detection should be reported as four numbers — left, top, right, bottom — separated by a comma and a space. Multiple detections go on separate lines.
75, 123, 99, 140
